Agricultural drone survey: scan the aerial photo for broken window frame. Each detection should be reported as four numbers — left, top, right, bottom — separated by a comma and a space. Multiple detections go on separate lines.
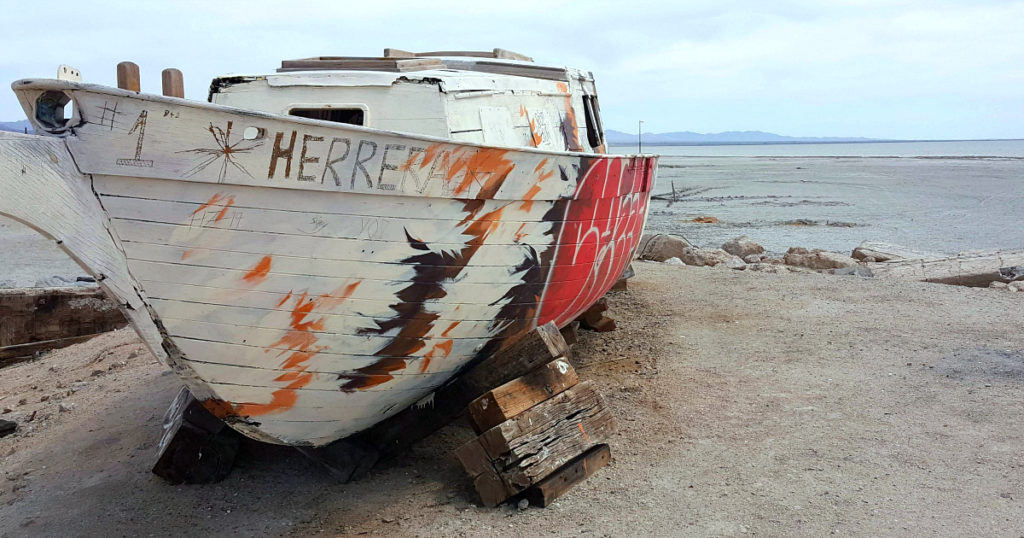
288, 106, 366, 126
582, 95, 605, 150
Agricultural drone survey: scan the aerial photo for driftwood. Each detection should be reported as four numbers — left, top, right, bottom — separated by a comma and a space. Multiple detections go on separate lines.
851, 241, 940, 262
868, 250, 1024, 287
0, 287, 126, 364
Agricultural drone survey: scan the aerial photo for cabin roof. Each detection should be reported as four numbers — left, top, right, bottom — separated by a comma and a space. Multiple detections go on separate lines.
211, 49, 593, 95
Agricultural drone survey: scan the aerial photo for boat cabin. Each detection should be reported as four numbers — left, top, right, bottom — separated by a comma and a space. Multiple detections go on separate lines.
208, 48, 608, 154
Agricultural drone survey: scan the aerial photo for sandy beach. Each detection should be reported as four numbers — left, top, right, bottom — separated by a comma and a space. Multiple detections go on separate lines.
1, 261, 1021, 536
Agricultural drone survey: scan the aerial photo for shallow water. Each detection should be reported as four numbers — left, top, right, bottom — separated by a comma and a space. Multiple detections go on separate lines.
641, 145, 1024, 256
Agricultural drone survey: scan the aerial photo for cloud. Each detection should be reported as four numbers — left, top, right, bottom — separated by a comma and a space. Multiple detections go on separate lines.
1, 0, 1021, 138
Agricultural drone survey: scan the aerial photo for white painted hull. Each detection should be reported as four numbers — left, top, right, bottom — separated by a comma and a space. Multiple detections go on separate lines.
1, 80, 656, 445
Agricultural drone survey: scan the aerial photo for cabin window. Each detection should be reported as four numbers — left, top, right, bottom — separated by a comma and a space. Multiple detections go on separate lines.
289, 108, 365, 126
582, 95, 605, 149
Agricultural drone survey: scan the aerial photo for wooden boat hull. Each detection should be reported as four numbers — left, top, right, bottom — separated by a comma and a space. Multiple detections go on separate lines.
1, 80, 656, 445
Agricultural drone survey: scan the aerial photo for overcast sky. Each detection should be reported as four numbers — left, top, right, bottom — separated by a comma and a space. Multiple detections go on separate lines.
1, 0, 1021, 139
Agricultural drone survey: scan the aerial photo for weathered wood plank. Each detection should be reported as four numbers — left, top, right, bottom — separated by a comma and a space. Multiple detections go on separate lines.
0, 287, 126, 351
467, 358, 578, 433
455, 436, 498, 479
1, 333, 104, 364
479, 381, 614, 492
525, 444, 611, 507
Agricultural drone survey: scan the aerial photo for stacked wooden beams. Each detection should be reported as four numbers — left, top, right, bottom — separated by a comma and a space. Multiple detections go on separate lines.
455, 357, 614, 507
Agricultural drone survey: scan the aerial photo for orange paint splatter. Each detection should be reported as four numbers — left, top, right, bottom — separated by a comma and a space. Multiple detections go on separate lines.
513, 223, 528, 243
519, 165, 554, 212
578, 422, 590, 442
555, 82, 580, 150
242, 255, 272, 285
519, 106, 543, 147
181, 249, 195, 260
444, 148, 516, 198
275, 290, 293, 308
231, 280, 361, 417
214, 198, 236, 222
441, 321, 460, 337
192, 193, 224, 215
419, 338, 454, 373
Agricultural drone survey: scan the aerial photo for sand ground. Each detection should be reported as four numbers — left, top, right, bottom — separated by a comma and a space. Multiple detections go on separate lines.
1, 261, 1022, 537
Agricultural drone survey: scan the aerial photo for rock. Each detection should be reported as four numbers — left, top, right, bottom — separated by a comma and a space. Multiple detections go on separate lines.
663, 257, 685, 266
1009, 281, 1024, 292
637, 234, 692, 262
990, 281, 1009, 289
722, 235, 765, 258
517, 498, 530, 510
851, 241, 940, 262
678, 247, 745, 269
862, 256, 877, 263
743, 254, 764, 264
58, 402, 75, 412
0, 419, 15, 438
784, 247, 859, 270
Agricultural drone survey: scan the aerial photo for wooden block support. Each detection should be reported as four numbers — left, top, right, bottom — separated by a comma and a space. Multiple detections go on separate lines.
467, 358, 579, 433
0, 419, 15, 438
116, 61, 140, 92
302, 322, 573, 482
152, 387, 240, 484
559, 321, 579, 347
161, 68, 184, 98
457, 380, 615, 506
455, 438, 511, 507
478, 381, 614, 492
526, 444, 611, 507
577, 297, 616, 332
611, 263, 635, 291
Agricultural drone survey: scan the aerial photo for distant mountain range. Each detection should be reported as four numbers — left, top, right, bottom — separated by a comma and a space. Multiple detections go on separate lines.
605, 129, 876, 145
2, 118, 871, 144
0, 119, 32, 134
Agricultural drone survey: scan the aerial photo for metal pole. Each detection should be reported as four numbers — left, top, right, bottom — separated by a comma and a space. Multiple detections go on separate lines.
638, 120, 643, 153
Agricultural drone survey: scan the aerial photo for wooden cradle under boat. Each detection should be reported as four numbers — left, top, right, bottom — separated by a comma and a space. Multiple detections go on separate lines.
0, 50, 657, 446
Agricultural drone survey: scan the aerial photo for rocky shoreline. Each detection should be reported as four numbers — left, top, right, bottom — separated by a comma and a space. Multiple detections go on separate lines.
637, 233, 1024, 291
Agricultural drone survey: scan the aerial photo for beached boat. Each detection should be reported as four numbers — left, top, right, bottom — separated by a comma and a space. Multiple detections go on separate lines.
0, 50, 656, 446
